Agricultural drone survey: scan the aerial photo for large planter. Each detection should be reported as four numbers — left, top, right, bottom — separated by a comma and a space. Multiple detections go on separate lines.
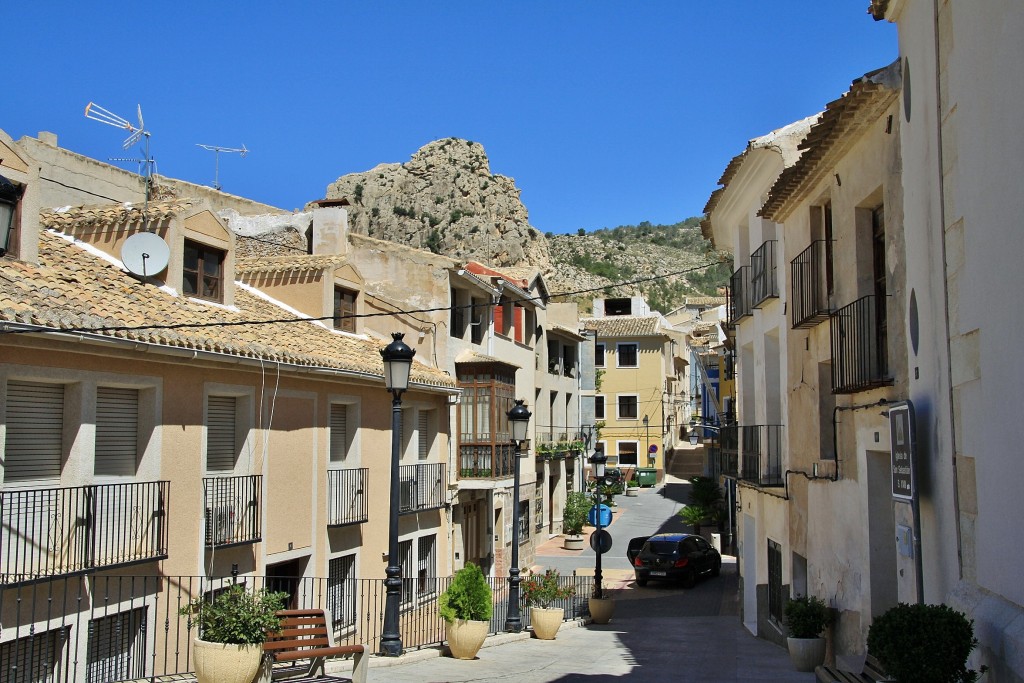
530, 607, 564, 640
588, 596, 615, 624
192, 638, 263, 683
787, 637, 827, 672
446, 619, 489, 660
625, 487, 639, 497
563, 534, 585, 550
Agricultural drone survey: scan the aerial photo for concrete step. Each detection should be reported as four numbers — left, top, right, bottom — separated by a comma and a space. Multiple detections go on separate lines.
668, 446, 706, 479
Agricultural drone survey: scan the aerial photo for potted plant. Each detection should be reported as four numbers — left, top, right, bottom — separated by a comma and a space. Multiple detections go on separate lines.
783, 594, 833, 672
521, 569, 575, 640
439, 563, 493, 660
562, 491, 589, 550
180, 584, 288, 683
867, 602, 988, 683
678, 504, 710, 536
625, 472, 639, 497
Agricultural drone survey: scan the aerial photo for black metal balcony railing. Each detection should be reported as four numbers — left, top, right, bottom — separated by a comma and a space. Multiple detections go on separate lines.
791, 240, 833, 328
398, 463, 446, 514
0, 572, 594, 683
728, 266, 753, 325
830, 295, 891, 393
327, 468, 368, 527
202, 475, 262, 547
750, 240, 779, 307
459, 444, 515, 479
738, 425, 784, 487
1, 481, 168, 586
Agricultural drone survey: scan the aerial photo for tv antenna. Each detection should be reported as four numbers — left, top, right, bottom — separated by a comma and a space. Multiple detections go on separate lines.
196, 143, 248, 191
85, 102, 155, 216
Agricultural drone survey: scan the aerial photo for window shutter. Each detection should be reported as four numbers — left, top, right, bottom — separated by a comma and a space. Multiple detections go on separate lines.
95, 388, 139, 476
492, 304, 503, 335
206, 396, 237, 472
418, 412, 430, 460
86, 608, 146, 683
5, 381, 64, 482
514, 306, 524, 343
330, 404, 348, 463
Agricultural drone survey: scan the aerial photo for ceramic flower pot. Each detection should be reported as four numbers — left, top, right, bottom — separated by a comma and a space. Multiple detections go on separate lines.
446, 618, 489, 660
192, 638, 263, 683
530, 607, 564, 640
588, 596, 615, 624
787, 636, 827, 672
563, 535, 585, 550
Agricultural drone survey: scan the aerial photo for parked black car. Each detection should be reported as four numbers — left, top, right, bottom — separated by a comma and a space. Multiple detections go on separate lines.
626, 533, 721, 588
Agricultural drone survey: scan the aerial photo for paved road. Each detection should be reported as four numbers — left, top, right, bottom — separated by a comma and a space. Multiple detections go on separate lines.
361, 477, 816, 682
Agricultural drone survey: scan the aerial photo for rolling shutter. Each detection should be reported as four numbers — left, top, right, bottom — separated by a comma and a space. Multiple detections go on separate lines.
0, 626, 69, 683
206, 396, 237, 472
95, 387, 139, 476
330, 404, 348, 463
4, 381, 64, 482
417, 412, 429, 460
86, 608, 146, 683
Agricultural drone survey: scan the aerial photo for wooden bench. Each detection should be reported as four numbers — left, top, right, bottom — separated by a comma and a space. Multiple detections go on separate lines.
262, 609, 368, 683
815, 654, 892, 683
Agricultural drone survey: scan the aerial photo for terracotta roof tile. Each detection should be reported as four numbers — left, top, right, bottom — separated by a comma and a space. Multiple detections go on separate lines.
235, 254, 352, 275
0, 231, 454, 389
579, 315, 668, 338
40, 199, 199, 231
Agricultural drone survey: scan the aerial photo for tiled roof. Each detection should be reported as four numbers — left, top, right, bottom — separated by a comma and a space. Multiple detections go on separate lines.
548, 323, 586, 341
0, 230, 455, 389
579, 315, 667, 338
40, 199, 199, 231
454, 349, 520, 369
760, 61, 900, 222
236, 254, 351, 275
685, 296, 726, 307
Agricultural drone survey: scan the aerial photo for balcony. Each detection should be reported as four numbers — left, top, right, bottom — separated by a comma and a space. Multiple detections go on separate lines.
327, 468, 368, 527
459, 444, 516, 479
1, 481, 168, 586
790, 240, 833, 328
750, 240, 779, 308
830, 295, 891, 393
737, 425, 783, 487
399, 463, 446, 514
202, 475, 262, 548
728, 267, 753, 325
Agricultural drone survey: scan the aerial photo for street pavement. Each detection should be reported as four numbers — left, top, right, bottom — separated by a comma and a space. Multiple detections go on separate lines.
361, 476, 816, 682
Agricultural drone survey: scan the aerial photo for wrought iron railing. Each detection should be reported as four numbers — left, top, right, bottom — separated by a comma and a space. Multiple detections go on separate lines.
738, 425, 784, 487
0, 572, 593, 683
750, 240, 779, 307
0, 481, 168, 586
830, 295, 890, 393
201, 475, 262, 547
791, 239, 832, 328
458, 444, 515, 479
327, 468, 368, 527
398, 463, 445, 514
728, 266, 752, 325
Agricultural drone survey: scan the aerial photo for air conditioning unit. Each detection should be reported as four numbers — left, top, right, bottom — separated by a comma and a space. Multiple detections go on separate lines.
205, 505, 235, 545
399, 481, 416, 512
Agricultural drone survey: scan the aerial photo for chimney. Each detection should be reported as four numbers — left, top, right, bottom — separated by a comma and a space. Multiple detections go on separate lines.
38, 132, 58, 147
311, 203, 349, 255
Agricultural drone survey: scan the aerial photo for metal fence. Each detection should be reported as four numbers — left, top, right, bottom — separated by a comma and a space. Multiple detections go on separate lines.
326, 468, 368, 527
790, 239, 832, 328
201, 475, 262, 548
830, 294, 891, 393
0, 572, 593, 683
398, 463, 445, 514
0, 482, 168, 587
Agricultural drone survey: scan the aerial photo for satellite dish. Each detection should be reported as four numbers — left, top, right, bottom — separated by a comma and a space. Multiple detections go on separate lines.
121, 232, 169, 277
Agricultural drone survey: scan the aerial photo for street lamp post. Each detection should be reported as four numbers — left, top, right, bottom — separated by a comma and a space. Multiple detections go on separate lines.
589, 446, 608, 599
505, 399, 532, 632
379, 332, 415, 657
642, 414, 650, 470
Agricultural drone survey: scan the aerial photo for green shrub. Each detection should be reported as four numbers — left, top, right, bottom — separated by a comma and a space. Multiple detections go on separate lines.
562, 491, 590, 535
439, 563, 493, 623
678, 504, 709, 528
867, 603, 987, 683
689, 476, 723, 510
521, 569, 575, 608
179, 584, 288, 645
784, 594, 832, 638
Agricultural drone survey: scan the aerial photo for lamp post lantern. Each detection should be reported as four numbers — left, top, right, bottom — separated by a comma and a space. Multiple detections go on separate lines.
589, 446, 608, 598
379, 332, 415, 656
505, 399, 532, 632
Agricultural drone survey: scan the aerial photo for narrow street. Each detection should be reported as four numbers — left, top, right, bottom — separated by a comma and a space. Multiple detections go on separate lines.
372, 476, 815, 682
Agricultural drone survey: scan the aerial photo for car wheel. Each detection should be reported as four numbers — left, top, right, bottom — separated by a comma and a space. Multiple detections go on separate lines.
681, 568, 696, 589
636, 576, 648, 587
711, 559, 721, 577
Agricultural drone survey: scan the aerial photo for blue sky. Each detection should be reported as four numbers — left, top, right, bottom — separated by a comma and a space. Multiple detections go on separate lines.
5, 2, 896, 234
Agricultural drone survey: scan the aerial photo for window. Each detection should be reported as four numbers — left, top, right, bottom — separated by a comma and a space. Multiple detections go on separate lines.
450, 288, 466, 338
605, 298, 632, 316
95, 387, 139, 477
872, 205, 888, 376
0, 175, 23, 257
182, 239, 225, 302
417, 410, 434, 460
562, 345, 576, 377
327, 554, 357, 631
768, 539, 783, 627
535, 481, 544, 532
617, 343, 638, 368
86, 607, 147, 683
547, 339, 561, 373
519, 500, 531, 543
333, 286, 357, 333
417, 535, 436, 596
470, 297, 486, 345
399, 535, 436, 608
594, 343, 605, 368
4, 381, 65, 482
330, 403, 350, 464
0, 626, 70, 683
457, 368, 515, 444
617, 441, 638, 466
617, 395, 639, 420
206, 396, 237, 472
594, 395, 606, 420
